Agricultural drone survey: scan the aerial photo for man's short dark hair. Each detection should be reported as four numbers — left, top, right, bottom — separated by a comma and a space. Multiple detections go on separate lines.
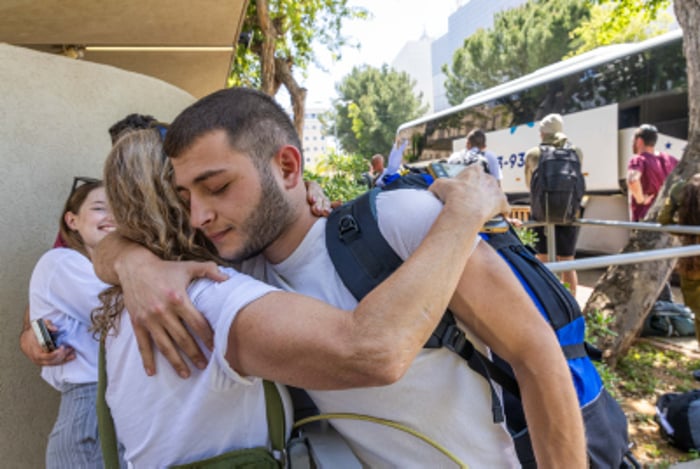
467, 129, 486, 149
163, 87, 303, 171
109, 113, 158, 144
635, 124, 658, 147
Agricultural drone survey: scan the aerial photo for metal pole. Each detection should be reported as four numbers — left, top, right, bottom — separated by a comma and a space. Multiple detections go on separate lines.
545, 244, 700, 273
546, 222, 556, 262
574, 219, 700, 235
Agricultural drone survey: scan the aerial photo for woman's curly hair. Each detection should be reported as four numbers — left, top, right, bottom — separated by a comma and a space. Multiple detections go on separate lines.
92, 128, 227, 337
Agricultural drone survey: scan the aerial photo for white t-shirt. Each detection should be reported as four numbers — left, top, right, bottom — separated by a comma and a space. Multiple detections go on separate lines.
105, 267, 292, 468
29, 248, 106, 391
243, 189, 519, 468
448, 148, 503, 181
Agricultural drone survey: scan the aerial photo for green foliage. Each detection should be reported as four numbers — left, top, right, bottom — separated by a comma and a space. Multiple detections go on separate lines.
331, 64, 428, 156
228, 0, 368, 89
514, 225, 539, 249
616, 342, 700, 395
304, 149, 368, 203
569, 0, 673, 56
443, 0, 591, 105
584, 308, 621, 395
585, 308, 617, 347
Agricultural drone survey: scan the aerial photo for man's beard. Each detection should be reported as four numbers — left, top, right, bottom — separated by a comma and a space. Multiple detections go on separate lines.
227, 164, 294, 263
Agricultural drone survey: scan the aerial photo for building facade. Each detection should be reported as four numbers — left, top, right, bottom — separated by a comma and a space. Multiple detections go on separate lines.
391, 32, 435, 112
389, 0, 528, 113
431, 0, 528, 111
300, 105, 333, 171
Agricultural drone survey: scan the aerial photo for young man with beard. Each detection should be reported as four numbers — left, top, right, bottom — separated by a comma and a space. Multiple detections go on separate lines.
94, 88, 585, 467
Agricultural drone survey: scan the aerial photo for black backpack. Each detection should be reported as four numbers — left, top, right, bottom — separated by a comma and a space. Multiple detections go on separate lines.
656, 390, 700, 452
530, 143, 585, 223
326, 174, 634, 468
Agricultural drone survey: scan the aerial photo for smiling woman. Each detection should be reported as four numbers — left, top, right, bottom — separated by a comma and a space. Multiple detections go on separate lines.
26, 178, 124, 469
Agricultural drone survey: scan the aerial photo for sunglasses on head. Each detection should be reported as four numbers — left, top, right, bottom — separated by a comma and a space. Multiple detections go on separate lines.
70, 176, 101, 196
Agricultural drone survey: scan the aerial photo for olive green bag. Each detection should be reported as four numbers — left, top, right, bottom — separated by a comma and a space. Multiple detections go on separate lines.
97, 337, 286, 469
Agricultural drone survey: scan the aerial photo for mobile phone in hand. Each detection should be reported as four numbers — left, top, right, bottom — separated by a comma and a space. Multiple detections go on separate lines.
31, 318, 57, 352
427, 162, 509, 234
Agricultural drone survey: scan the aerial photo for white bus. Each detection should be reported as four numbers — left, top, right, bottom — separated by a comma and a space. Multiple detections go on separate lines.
397, 29, 687, 253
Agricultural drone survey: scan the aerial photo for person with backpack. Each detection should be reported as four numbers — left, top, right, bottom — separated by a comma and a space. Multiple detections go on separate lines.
525, 113, 585, 296
95, 127, 509, 467
94, 88, 586, 467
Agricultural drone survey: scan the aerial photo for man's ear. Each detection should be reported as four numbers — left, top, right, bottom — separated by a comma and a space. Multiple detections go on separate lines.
274, 145, 303, 189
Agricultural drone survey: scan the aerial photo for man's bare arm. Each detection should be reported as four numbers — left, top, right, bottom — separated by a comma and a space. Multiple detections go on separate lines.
227, 166, 511, 388
448, 244, 586, 467
92, 180, 334, 377
627, 170, 651, 205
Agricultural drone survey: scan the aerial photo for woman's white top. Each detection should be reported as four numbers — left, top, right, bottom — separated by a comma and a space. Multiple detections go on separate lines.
29, 248, 107, 391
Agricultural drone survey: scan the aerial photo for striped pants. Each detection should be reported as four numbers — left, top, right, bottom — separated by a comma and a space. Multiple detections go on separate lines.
46, 382, 124, 469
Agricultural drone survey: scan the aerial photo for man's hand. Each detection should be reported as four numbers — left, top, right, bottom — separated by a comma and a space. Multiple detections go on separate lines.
114, 245, 227, 377
429, 165, 510, 223
20, 318, 75, 367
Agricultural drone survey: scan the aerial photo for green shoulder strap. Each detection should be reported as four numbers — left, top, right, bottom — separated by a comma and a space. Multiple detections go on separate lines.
263, 380, 286, 465
97, 334, 120, 469
97, 334, 287, 468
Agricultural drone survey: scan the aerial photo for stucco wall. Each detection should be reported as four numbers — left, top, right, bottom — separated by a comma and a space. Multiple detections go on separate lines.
0, 43, 196, 466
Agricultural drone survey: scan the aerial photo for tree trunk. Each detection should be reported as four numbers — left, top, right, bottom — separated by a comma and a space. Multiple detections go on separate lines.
275, 57, 307, 141
255, 0, 276, 95
585, 0, 700, 367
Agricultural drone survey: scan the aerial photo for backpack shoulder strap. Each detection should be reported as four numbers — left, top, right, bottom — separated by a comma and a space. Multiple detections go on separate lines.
97, 335, 120, 469
263, 381, 286, 464
483, 227, 588, 360
325, 188, 403, 299
325, 181, 520, 420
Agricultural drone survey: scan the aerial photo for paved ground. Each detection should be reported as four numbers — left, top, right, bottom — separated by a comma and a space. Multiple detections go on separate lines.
576, 268, 700, 358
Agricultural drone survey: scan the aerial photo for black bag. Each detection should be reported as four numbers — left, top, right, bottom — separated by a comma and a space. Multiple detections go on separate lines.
326, 175, 632, 468
641, 301, 696, 337
656, 390, 700, 451
530, 143, 585, 223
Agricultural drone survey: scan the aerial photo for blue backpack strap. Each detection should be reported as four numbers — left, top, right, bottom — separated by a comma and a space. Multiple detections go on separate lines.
484, 227, 588, 361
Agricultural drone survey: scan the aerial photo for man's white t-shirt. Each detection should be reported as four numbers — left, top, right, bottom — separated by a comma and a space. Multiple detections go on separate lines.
243, 189, 519, 467
105, 268, 292, 468
29, 248, 106, 391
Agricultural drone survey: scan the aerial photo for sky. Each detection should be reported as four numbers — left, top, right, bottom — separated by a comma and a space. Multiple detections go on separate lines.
282, 0, 464, 107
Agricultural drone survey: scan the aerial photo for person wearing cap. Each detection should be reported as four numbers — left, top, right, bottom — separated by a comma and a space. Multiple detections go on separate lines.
627, 123, 678, 222
524, 113, 584, 295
